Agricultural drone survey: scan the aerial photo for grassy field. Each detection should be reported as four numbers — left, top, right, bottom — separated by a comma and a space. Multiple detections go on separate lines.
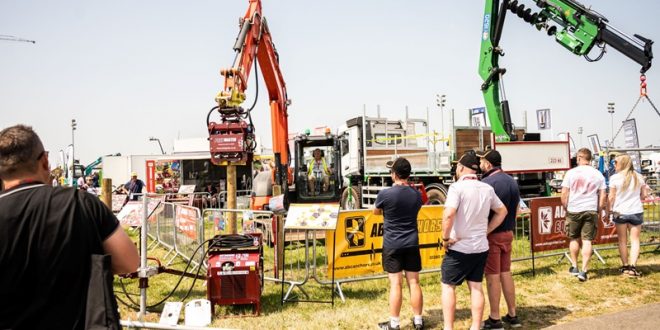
115, 228, 660, 329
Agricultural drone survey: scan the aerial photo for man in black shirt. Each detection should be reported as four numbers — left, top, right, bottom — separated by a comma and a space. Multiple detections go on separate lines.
374, 158, 424, 330
478, 149, 522, 329
0, 124, 139, 329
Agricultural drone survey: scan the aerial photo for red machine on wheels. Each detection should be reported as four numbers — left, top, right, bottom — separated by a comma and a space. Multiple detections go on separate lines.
207, 233, 264, 315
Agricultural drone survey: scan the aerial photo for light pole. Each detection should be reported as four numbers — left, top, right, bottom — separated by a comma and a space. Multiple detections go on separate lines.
436, 94, 446, 150
149, 137, 165, 155
607, 102, 615, 147
71, 119, 77, 185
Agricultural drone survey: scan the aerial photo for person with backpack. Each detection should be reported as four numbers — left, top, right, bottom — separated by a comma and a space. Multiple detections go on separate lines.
0, 124, 139, 329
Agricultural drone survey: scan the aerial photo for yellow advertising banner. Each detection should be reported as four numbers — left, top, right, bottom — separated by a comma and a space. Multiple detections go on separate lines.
326, 205, 444, 279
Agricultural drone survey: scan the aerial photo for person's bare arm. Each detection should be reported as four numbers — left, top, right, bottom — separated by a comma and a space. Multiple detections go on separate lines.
641, 181, 650, 200
608, 187, 617, 211
373, 208, 383, 215
598, 189, 607, 214
442, 207, 458, 249
487, 205, 508, 234
561, 187, 570, 209
103, 227, 140, 274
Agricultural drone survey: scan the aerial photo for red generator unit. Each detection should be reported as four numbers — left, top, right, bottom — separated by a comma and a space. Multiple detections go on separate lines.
207, 233, 263, 316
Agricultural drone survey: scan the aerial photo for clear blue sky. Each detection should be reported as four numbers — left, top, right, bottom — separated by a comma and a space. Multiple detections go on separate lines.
2, 0, 659, 166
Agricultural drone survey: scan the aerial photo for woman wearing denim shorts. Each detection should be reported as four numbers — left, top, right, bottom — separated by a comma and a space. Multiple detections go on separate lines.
608, 154, 650, 277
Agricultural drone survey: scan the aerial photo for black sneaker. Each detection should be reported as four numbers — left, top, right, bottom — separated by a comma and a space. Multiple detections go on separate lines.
569, 266, 579, 276
577, 271, 588, 282
502, 314, 522, 328
377, 321, 400, 330
411, 318, 424, 330
481, 317, 504, 330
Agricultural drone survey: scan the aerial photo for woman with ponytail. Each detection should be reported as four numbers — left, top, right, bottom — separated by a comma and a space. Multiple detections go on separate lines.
608, 154, 650, 277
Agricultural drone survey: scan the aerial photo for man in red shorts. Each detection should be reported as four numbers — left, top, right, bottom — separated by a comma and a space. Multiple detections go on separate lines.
441, 152, 508, 330
478, 149, 522, 329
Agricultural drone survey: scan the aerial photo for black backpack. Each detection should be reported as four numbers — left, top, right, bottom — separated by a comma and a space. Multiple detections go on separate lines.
78, 191, 122, 329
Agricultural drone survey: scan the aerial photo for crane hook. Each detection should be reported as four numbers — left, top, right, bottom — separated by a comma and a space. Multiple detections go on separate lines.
640, 74, 647, 97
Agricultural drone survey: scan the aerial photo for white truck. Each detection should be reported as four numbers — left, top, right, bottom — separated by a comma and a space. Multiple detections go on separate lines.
338, 113, 453, 208
338, 112, 570, 208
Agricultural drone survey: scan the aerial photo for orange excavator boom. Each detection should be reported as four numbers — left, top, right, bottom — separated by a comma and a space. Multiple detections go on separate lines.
207, 0, 291, 187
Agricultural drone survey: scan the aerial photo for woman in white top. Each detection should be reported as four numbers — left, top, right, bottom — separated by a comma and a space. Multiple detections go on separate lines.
608, 154, 649, 277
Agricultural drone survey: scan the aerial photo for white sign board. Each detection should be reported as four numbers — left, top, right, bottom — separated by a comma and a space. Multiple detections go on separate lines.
622, 119, 642, 173
178, 185, 196, 194
470, 107, 487, 127
536, 109, 551, 130
493, 137, 571, 173
587, 134, 601, 155
116, 199, 163, 227
284, 203, 340, 230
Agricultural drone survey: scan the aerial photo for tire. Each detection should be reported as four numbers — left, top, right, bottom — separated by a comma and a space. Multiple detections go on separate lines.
425, 184, 448, 205
340, 187, 361, 210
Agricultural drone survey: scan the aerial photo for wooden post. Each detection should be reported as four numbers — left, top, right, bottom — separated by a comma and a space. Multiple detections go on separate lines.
273, 184, 284, 277
101, 178, 112, 209
227, 164, 237, 234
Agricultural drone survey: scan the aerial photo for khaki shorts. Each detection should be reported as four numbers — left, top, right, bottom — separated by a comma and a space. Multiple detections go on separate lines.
566, 211, 597, 241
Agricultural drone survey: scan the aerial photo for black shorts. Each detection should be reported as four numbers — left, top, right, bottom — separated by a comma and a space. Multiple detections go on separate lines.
441, 249, 489, 286
382, 246, 422, 273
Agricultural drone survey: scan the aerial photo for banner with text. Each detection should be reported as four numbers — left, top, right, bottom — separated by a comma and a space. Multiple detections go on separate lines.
622, 119, 642, 173
470, 107, 487, 127
325, 205, 444, 279
530, 197, 617, 252
176, 205, 200, 240
116, 199, 164, 227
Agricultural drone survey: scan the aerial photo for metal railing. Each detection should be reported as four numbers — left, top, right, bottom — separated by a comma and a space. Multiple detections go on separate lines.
216, 190, 252, 210
508, 197, 660, 263
123, 194, 660, 310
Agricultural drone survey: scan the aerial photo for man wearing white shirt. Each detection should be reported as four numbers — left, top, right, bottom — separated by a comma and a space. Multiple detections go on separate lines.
560, 148, 607, 282
441, 152, 508, 330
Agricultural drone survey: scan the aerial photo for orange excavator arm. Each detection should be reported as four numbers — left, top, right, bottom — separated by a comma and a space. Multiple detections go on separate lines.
208, 0, 291, 186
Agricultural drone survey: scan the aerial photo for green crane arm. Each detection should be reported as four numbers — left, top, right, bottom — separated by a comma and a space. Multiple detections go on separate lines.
84, 157, 103, 176
479, 0, 654, 142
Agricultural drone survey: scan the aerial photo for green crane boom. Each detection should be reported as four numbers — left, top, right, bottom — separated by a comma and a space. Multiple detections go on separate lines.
480, 0, 654, 142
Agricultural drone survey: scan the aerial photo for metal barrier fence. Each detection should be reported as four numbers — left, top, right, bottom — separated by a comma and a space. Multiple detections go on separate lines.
156, 203, 176, 253
120, 191, 257, 270
174, 205, 205, 268
510, 197, 660, 260
216, 190, 252, 209
126, 194, 660, 308
145, 202, 162, 250
116, 190, 252, 214
120, 192, 211, 208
